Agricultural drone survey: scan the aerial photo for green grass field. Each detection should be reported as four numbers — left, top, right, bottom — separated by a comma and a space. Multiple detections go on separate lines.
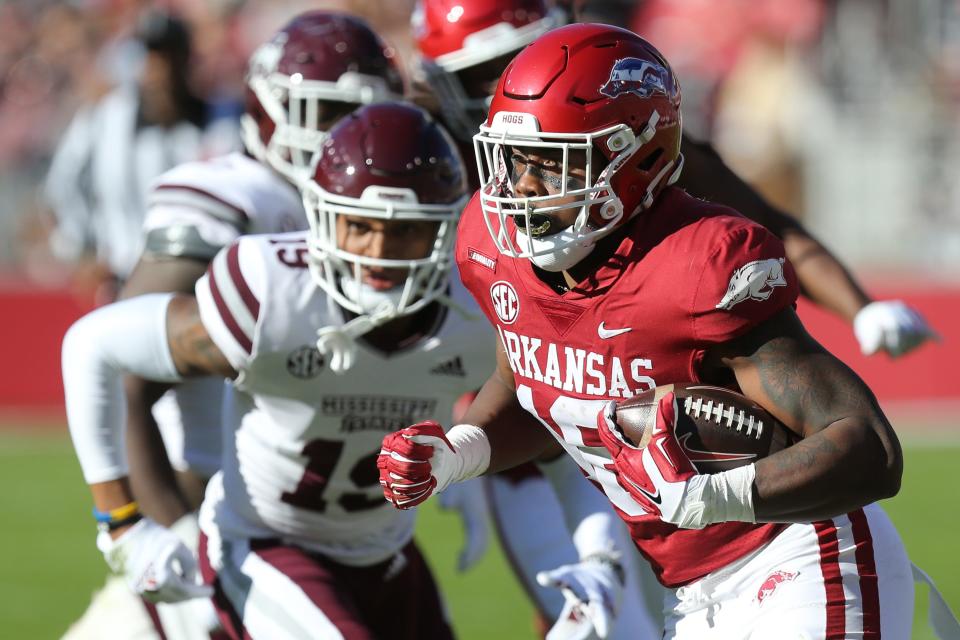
1, 428, 957, 639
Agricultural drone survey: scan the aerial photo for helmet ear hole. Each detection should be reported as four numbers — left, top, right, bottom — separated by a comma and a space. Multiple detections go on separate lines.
637, 148, 663, 172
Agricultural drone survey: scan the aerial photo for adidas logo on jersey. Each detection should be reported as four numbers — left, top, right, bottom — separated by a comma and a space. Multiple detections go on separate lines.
430, 356, 466, 377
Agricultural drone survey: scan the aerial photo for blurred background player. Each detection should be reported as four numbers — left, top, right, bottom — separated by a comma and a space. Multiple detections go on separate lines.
44, 10, 229, 304
64, 12, 405, 640
62, 102, 475, 639
409, 0, 938, 634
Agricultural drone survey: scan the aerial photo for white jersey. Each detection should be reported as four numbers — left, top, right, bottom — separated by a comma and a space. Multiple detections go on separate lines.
144, 152, 304, 252
140, 153, 306, 478
195, 232, 495, 565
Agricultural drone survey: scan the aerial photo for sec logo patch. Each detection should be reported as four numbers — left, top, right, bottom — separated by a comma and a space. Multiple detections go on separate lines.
490, 280, 519, 324
287, 345, 325, 379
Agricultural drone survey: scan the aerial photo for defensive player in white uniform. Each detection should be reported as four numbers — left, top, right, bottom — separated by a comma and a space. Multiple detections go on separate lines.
63, 102, 479, 638
63, 13, 405, 640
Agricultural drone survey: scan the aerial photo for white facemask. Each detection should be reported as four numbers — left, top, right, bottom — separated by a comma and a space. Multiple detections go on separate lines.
515, 225, 597, 272
339, 277, 405, 315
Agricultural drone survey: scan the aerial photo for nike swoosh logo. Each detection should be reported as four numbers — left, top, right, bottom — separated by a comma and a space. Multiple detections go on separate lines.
677, 433, 758, 463
598, 322, 632, 339
621, 474, 662, 505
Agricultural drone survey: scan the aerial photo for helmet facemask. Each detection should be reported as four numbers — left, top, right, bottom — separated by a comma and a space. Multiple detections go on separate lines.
475, 110, 673, 270
302, 183, 465, 321
242, 58, 400, 180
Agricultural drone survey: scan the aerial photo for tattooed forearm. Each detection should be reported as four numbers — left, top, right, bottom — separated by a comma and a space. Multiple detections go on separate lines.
764, 428, 840, 474
711, 308, 903, 522
717, 308, 875, 438
753, 419, 897, 522
166, 295, 237, 379
750, 334, 873, 437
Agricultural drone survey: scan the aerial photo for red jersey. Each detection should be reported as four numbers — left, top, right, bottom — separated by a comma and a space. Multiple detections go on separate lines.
456, 186, 801, 587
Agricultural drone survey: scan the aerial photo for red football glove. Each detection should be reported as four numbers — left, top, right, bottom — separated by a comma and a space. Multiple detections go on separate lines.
378, 421, 456, 510
597, 393, 707, 527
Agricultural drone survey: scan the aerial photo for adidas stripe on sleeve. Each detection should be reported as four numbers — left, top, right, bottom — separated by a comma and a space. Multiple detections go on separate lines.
149, 182, 251, 230
195, 240, 264, 371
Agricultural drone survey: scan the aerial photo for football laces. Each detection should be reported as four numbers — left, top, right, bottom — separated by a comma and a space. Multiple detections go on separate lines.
682, 396, 764, 440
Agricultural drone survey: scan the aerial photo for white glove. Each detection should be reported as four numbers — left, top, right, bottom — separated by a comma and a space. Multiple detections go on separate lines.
536, 555, 625, 640
437, 478, 490, 572
853, 300, 938, 357
169, 512, 201, 553
97, 517, 213, 603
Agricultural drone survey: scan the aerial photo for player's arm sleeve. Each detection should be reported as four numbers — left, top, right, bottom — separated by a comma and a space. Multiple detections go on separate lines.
691, 223, 800, 346
537, 454, 623, 559
142, 177, 251, 261
62, 294, 183, 483
194, 238, 266, 372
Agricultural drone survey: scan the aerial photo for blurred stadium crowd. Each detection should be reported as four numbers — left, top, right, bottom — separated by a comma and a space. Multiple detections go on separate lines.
1, 0, 959, 289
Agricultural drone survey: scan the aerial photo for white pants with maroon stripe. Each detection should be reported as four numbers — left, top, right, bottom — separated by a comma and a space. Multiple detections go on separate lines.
664, 504, 913, 639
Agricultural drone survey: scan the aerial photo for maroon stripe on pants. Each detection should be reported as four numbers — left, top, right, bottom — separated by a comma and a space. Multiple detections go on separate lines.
141, 600, 169, 640
207, 261, 253, 354
815, 521, 846, 639
849, 509, 881, 637
250, 539, 453, 640
198, 533, 251, 640
250, 540, 372, 640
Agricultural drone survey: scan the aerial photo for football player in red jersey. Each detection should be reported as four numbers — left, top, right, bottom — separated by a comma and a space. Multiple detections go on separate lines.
415, 7, 663, 638
380, 25, 917, 638
411, 2, 934, 637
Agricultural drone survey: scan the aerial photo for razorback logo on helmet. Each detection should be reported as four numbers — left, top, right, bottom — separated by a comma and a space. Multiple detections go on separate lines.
599, 57, 671, 100
490, 280, 520, 324
716, 258, 787, 310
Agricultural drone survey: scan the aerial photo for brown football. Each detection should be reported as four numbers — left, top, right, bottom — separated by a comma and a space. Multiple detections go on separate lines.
613, 383, 799, 473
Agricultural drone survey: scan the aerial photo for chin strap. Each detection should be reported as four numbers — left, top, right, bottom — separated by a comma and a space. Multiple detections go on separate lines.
434, 292, 482, 323
316, 303, 396, 375
316, 285, 477, 375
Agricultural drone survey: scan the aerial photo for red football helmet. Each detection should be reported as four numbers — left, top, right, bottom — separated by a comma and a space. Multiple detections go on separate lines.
474, 23, 683, 270
413, 0, 566, 141
242, 12, 405, 179
302, 102, 468, 321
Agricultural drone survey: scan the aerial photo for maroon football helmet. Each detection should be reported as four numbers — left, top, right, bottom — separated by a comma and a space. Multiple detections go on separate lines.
474, 23, 684, 270
412, 0, 565, 141
242, 12, 405, 178
302, 102, 468, 320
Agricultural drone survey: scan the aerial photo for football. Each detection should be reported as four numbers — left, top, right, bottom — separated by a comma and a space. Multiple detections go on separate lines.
613, 383, 799, 473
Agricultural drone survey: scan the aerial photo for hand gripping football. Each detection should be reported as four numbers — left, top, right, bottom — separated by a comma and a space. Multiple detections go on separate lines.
613, 384, 799, 473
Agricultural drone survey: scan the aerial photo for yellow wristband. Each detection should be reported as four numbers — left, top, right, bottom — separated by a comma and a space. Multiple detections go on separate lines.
92, 501, 140, 524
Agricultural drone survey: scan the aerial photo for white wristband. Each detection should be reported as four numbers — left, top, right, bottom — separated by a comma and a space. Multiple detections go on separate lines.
702, 464, 756, 526
446, 424, 491, 485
